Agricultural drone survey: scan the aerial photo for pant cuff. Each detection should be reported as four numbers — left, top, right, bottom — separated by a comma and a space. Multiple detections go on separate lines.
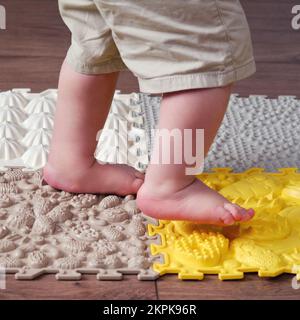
137, 59, 256, 94
65, 50, 129, 75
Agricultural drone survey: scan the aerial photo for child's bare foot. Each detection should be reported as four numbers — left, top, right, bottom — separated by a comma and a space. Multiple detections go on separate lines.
43, 160, 144, 195
136, 86, 255, 226
137, 178, 254, 226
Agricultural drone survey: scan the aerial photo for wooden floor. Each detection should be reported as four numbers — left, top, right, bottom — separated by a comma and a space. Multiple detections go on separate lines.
0, 0, 300, 300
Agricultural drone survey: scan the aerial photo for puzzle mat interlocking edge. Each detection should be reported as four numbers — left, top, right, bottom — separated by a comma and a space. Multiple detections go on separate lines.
0, 89, 299, 281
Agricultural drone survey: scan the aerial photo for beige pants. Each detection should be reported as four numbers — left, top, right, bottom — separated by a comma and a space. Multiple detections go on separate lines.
59, 0, 256, 93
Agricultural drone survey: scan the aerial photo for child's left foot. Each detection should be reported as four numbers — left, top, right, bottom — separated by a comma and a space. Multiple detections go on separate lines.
43, 160, 144, 196
137, 178, 254, 226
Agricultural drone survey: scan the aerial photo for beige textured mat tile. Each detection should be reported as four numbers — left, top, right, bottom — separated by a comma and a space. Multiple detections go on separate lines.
0, 169, 161, 280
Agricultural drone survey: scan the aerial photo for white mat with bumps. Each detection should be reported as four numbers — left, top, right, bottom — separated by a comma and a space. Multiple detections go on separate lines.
138, 93, 300, 172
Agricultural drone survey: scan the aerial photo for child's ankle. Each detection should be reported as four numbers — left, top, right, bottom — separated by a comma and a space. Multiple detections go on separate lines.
46, 154, 95, 172
141, 176, 196, 196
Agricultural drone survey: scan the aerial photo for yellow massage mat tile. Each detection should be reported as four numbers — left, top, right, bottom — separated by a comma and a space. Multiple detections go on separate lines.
148, 168, 300, 280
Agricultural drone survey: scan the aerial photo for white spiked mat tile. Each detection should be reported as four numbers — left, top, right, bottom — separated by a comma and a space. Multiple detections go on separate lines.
0, 89, 149, 171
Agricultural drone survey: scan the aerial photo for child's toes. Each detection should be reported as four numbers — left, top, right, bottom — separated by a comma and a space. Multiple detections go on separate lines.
222, 215, 235, 225
241, 208, 255, 221
248, 208, 255, 217
216, 206, 235, 226
223, 203, 244, 221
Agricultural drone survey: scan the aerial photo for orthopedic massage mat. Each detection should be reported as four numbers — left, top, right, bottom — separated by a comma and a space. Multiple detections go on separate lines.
0, 89, 299, 281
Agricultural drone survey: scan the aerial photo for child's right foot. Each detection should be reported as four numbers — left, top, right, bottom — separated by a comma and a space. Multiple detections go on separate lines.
43, 160, 144, 196
137, 178, 254, 226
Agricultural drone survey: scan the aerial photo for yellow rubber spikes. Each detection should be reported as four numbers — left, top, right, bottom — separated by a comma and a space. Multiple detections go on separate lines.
148, 168, 300, 280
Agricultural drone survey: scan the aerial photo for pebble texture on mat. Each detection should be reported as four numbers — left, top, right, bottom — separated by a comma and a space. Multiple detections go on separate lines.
0, 169, 160, 280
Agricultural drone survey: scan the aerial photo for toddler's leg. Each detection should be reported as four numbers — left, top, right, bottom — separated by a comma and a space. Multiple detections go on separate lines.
137, 85, 254, 225
43, 61, 143, 195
